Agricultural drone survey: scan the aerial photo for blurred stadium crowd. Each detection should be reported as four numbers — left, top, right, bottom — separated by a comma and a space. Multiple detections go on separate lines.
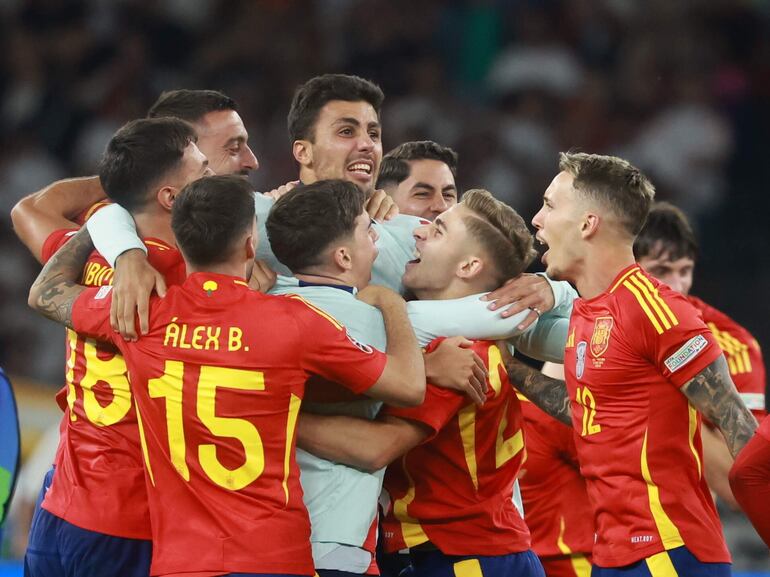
0, 0, 768, 565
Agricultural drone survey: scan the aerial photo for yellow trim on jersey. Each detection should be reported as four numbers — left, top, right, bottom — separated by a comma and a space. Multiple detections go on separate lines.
641, 430, 685, 549
495, 405, 524, 468
634, 274, 678, 327
83, 201, 110, 221
281, 393, 301, 505
610, 266, 640, 293
458, 405, 479, 490
286, 294, 344, 330
556, 516, 573, 555
145, 240, 171, 251
687, 403, 702, 479
623, 280, 665, 334
645, 551, 680, 576
233, 280, 249, 287
708, 323, 752, 375
488, 345, 503, 396
65, 329, 78, 422
134, 397, 155, 486
393, 456, 429, 547
453, 558, 484, 577
566, 329, 575, 349
570, 554, 592, 577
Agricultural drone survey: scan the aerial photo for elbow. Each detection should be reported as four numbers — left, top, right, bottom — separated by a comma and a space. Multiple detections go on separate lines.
398, 376, 425, 407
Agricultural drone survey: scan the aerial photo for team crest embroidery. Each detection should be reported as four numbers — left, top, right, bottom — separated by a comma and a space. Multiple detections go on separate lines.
576, 341, 587, 379
590, 317, 614, 358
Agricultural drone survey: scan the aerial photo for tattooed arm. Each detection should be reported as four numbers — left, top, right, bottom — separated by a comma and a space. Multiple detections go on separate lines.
681, 355, 757, 457
28, 227, 94, 329
497, 342, 572, 426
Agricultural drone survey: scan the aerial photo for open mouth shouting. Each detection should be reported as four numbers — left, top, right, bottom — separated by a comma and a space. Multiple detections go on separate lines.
346, 159, 374, 184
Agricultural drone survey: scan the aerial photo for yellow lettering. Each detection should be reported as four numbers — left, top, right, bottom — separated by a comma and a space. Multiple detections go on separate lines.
65, 329, 78, 421
149, 360, 189, 480
164, 317, 180, 348
205, 327, 220, 351
178, 323, 192, 349
83, 263, 98, 286
191, 326, 206, 350
80, 339, 132, 426
228, 327, 243, 351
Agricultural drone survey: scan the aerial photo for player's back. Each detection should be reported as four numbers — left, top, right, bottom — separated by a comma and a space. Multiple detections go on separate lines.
41, 230, 184, 539
382, 340, 529, 557
565, 265, 728, 567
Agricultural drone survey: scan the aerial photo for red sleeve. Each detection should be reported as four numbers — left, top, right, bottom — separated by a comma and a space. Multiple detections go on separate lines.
71, 286, 116, 343
75, 200, 112, 224
291, 297, 387, 395
631, 286, 722, 388
729, 416, 770, 547
383, 383, 465, 440
41, 228, 79, 264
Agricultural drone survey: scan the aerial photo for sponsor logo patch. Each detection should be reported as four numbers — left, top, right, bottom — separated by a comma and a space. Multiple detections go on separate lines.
664, 334, 709, 373
590, 317, 614, 358
94, 285, 113, 300
576, 341, 587, 379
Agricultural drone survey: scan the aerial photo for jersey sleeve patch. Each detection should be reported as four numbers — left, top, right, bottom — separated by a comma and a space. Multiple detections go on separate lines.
664, 334, 709, 373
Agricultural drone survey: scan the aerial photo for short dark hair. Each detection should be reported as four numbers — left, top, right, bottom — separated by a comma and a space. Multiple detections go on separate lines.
98, 118, 197, 212
287, 74, 384, 142
148, 89, 238, 123
376, 140, 459, 189
171, 175, 255, 267
633, 201, 698, 262
559, 152, 655, 237
461, 189, 537, 288
267, 179, 366, 272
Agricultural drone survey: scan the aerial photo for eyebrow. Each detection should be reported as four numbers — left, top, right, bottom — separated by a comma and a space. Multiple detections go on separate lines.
434, 217, 448, 232
332, 118, 381, 130
223, 135, 246, 147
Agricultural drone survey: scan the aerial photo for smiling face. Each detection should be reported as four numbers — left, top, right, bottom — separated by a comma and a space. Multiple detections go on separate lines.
295, 100, 383, 192
530, 171, 587, 283
402, 204, 475, 298
193, 109, 258, 177
389, 158, 457, 221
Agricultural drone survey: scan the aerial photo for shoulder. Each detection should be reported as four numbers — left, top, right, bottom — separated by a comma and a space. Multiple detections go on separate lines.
279, 293, 347, 332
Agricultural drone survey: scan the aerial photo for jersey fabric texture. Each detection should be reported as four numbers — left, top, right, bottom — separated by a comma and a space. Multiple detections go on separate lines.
70, 272, 387, 577
518, 395, 594, 561
40, 230, 185, 540
729, 415, 770, 547
382, 340, 530, 557
565, 265, 728, 568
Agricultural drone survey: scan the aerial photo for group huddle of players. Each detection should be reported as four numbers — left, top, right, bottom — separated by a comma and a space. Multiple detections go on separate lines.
10, 73, 770, 577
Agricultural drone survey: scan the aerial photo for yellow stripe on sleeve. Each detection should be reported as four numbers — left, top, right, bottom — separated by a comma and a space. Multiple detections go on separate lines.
687, 404, 702, 479
458, 405, 479, 491
453, 559, 484, 577
645, 551, 680, 577
634, 274, 678, 327
610, 266, 640, 293
286, 294, 344, 330
641, 429, 684, 549
623, 281, 664, 334
629, 275, 673, 331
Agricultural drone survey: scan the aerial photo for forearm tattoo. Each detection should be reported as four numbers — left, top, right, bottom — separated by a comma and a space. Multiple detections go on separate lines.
503, 356, 572, 426
31, 227, 93, 327
682, 355, 758, 457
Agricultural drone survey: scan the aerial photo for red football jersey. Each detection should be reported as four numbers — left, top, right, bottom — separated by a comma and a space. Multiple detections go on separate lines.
71, 272, 387, 576
518, 395, 594, 560
565, 265, 728, 567
381, 340, 530, 556
688, 295, 766, 420
41, 229, 185, 539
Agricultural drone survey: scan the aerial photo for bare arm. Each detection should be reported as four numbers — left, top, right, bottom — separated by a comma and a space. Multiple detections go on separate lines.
297, 413, 429, 472
701, 425, 739, 509
681, 355, 757, 457
358, 286, 426, 407
28, 227, 94, 328
497, 342, 572, 426
11, 176, 105, 262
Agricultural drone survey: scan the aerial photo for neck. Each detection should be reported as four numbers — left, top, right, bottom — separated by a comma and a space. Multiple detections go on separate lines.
574, 245, 636, 299
298, 167, 316, 185
133, 211, 176, 247
186, 260, 249, 280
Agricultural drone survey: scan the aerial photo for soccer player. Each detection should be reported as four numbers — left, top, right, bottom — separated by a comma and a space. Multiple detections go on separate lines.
375, 140, 459, 221
634, 202, 767, 506
729, 416, 770, 546
266, 181, 572, 577
293, 189, 554, 577
20, 117, 211, 577
503, 152, 758, 576
27, 174, 427, 577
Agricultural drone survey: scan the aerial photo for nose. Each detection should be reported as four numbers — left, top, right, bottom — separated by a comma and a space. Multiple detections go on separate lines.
430, 194, 449, 215
413, 224, 429, 241
357, 133, 375, 152
242, 145, 259, 171
531, 208, 544, 230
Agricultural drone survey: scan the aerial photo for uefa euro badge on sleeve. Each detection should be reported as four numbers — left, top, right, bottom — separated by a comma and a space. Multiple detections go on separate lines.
0, 367, 21, 525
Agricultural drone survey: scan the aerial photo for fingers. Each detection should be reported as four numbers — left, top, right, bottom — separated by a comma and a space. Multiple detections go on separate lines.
472, 353, 488, 392
366, 190, 396, 221
384, 202, 399, 221
265, 181, 300, 201
515, 310, 539, 330
119, 290, 138, 341
467, 373, 486, 406
155, 273, 167, 298
110, 291, 120, 332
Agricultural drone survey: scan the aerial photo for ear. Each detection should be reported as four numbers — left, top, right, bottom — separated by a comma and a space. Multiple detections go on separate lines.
157, 186, 177, 211
581, 212, 600, 239
245, 233, 256, 261
293, 140, 312, 167
456, 255, 484, 280
332, 245, 353, 272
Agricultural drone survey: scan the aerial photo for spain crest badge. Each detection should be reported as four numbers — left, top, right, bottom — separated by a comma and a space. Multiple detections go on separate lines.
590, 316, 614, 358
